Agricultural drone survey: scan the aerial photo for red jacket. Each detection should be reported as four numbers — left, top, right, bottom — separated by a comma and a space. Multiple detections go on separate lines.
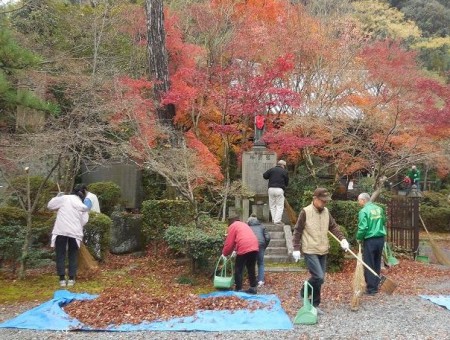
222, 221, 259, 256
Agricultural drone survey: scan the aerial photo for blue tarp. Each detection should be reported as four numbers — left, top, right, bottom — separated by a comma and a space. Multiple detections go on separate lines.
0, 290, 293, 332
420, 295, 450, 310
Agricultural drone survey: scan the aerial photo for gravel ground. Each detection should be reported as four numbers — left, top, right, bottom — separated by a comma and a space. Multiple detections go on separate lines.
1, 293, 449, 340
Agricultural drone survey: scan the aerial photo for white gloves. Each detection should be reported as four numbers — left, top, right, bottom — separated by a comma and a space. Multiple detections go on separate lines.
340, 239, 349, 252
231, 251, 237, 258
292, 250, 301, 262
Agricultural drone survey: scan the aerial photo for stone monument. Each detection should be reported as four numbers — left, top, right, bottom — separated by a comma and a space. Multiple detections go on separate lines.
239, 113, 277, 222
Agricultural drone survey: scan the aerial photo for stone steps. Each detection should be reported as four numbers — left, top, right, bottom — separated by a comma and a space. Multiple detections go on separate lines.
264, 222, 292, 263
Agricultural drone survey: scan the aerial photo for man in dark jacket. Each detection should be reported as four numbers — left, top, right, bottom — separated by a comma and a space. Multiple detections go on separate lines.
263, 160, 289, 225
247, 214, 271, 287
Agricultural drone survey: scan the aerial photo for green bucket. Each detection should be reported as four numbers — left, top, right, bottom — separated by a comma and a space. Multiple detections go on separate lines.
294, 281, 318, 325
416, 255, 429, 263
213, 256, 234, 289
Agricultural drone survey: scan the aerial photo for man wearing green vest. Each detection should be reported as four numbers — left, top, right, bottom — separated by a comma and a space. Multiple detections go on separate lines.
356, 193, 387, 295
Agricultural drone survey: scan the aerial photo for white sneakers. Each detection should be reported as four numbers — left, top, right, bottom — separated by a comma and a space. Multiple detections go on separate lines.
258, 281, 264, 287
59, 279, 75, 287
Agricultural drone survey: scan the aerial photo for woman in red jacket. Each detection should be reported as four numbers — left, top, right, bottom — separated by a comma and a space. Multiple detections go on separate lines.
222, 216, 259, 294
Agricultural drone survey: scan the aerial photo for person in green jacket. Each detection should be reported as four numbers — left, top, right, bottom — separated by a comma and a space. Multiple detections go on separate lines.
406, 165, 421, 191
357, 192, 387, 295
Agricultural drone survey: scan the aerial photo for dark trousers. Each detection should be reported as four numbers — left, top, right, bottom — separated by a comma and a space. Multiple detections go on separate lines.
55, 235, 79, 278
303, 253, 327, 307
363, 236, 385, 293
234, 251, 258, 291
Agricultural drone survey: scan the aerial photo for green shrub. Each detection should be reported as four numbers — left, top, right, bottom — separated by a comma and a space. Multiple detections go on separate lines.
142, 199, 195, 243
83, 212, 112, 261
0, 225, 25, 272
141, 170, 166, 200
6, 176, 56, 212
327, 226, 348, 272
87, 182, 121, 216
164, 215, 226, 272
420, 206, 450, 232
0, 206, 27, 225
421, 191, 450, 208
327, 200, 361, 244
0, 224, 53, 273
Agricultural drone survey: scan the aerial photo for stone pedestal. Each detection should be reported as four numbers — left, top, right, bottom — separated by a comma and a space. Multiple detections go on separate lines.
252, 203, 270, 222
239, 147, 277, 222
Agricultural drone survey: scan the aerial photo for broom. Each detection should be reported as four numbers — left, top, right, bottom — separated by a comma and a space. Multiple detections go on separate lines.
328, 231, 397, 294
350, 243, 365, 311
284, 200, 298, 226
419, 214, 450, 266
78, 243, 99, 273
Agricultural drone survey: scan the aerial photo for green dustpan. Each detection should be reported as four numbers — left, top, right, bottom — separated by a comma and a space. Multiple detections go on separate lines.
294, 281, 318, 325
383, 242, 399, 267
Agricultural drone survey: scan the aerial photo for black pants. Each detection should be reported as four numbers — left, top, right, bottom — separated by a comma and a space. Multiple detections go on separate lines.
363, 236, 385, 293
55, 235, 79, 278
234, 251, 258, 291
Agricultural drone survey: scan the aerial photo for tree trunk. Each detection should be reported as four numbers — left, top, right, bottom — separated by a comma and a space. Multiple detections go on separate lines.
18, 172, 32, 279
145, 0, 174, 126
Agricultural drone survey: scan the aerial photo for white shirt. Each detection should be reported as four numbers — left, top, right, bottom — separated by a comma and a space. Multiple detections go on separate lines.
86, 191, 101, 213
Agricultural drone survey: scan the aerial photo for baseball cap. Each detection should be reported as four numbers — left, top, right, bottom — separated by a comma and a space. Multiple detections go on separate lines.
313, 188, 332, 201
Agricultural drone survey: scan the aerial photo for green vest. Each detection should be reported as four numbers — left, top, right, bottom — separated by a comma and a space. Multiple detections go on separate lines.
357, 202, 387, 240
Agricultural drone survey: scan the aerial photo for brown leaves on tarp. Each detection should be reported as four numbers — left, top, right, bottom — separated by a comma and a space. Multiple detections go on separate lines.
64, 286, 265, 328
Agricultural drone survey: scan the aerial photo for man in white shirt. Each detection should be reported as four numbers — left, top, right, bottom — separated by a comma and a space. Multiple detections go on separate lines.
80, 184, 101, 213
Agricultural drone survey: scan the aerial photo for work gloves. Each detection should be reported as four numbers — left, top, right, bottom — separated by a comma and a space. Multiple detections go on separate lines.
292, 250, 301, 262
340, 238, 349, 252
231, 251, 237, 258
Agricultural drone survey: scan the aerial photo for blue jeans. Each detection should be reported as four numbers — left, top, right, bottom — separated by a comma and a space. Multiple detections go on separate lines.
363, 236, 384, 293
303, 253, 327, 307
257, 248, 265, 282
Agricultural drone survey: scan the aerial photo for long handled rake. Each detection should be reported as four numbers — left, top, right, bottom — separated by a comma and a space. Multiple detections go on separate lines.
350, 243, 365, 311
328, 232, 397, 294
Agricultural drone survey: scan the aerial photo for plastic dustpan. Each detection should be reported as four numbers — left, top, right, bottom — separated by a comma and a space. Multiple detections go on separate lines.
383, 242, 399, 267
294, 281, 318, 325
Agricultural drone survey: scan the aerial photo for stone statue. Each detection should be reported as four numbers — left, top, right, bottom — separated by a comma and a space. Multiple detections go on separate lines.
254, 114, 266, 146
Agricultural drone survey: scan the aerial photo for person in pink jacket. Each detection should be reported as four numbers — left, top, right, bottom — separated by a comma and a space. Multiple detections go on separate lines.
222, 216, 259, 294
47, 187, 90, 288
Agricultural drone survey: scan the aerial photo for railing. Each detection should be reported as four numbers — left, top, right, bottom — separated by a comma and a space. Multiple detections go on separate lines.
387, 195, 420, 256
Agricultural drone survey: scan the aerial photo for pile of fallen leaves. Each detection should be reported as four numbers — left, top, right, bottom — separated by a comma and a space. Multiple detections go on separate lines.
64, 286, 265, 328
64, 241, 450, 327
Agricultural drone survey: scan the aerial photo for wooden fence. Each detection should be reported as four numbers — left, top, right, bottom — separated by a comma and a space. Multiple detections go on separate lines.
387, 195, 420, 255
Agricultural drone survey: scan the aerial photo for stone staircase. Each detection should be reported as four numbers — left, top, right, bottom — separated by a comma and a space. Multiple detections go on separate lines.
264, 222, 292, 263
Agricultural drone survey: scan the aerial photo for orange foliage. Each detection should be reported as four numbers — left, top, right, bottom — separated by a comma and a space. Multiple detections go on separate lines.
185, 131, 224, 183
